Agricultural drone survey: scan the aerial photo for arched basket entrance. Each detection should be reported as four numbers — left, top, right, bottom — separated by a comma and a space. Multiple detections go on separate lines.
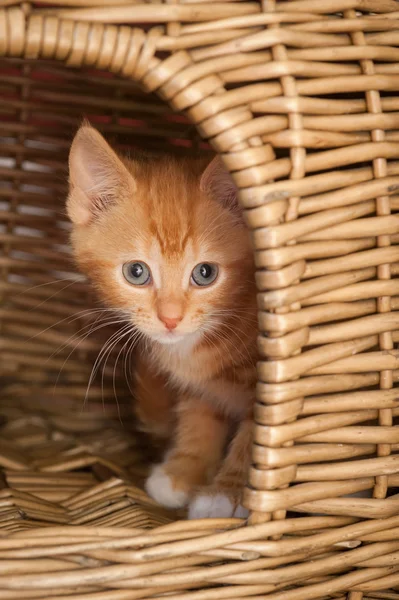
0, 2, 399, 599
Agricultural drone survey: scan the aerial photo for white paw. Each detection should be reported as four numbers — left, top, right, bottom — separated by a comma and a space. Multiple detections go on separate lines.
188, 493, 249, 520
145, 464, 189, 509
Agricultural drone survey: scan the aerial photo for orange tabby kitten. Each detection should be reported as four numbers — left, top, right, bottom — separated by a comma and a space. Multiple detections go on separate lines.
67, 124, 258, 518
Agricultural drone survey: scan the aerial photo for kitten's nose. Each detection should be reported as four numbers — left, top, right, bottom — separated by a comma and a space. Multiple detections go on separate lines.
157, 300, 183, 331
159, 315, 182, 331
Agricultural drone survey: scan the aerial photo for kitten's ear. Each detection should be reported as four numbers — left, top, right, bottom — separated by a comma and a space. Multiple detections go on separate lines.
200, 156, 240, 215
67, 123, 136, 226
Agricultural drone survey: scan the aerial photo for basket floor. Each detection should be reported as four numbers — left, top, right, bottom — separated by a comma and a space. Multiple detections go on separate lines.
0, 385, 178, 533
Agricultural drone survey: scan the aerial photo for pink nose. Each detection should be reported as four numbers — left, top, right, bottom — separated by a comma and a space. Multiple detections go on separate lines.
159, 315, 182, 331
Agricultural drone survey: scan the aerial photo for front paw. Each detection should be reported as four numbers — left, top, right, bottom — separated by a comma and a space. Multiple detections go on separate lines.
188, 489, 249, 519
145, 464, 190, 509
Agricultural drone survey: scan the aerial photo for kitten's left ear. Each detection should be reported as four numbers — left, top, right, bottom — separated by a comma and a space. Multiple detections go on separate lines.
200, 156, 240, 216
67, 123, 136, 226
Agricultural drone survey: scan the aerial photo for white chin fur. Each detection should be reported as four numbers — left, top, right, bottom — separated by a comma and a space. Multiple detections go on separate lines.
145, 464, 189, 509
152, 330, 201, 348
156, 334, 185, 345
188, 493, 249, 520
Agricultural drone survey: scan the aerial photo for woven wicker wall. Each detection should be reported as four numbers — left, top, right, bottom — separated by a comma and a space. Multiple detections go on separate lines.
0, 1, 399, 599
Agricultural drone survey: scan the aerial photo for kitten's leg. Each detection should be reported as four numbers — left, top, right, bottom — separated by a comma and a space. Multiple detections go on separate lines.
188, 417, 252, 519
145, 398, 229, 509
133, 355, 174, 441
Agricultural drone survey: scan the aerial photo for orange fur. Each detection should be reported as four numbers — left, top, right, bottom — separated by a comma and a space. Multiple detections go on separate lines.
67, 124, 258, 518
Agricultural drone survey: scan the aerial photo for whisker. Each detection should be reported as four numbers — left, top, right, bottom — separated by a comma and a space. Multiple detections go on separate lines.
124, 328, 145, 399
51, 318, 128, 393
83, 323, 133, 412
100, 325, 140, 418
28, 280, 79, 311
47, 316, 128, 361
110, 326, 141, 423
11, 277, 84, 300
25, 307, 127, 342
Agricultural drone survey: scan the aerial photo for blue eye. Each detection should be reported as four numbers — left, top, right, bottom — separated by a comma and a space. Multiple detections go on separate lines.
191, 263, 218, 287
123, 262, 151, 286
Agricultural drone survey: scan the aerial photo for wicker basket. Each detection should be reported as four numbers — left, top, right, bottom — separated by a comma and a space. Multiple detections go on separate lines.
0, 1, 399, 598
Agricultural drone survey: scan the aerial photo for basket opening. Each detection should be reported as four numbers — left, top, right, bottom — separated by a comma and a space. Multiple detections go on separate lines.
0, 57, 219, 526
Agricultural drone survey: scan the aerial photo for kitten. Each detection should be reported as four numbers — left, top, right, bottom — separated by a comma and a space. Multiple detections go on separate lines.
67, 124, 258, 519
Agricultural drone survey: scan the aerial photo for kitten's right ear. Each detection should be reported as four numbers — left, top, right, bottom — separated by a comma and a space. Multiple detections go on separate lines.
67, 124, 136, 226
200, 156, 240, 216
